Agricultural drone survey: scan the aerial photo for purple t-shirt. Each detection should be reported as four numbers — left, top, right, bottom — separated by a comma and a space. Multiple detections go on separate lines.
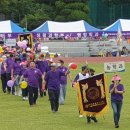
23, 68, 42, 88
57, 66, 68, 85
109, 84, 124, 101
12, 62, 21, 75
6, 57, 15, 73
20, 66, 27, 76
0, 62, 6, 74
44, 70, 65, 90
36, 60, 48, 74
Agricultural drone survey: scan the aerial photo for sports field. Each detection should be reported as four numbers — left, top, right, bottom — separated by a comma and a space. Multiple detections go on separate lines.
0, 61, 129, 130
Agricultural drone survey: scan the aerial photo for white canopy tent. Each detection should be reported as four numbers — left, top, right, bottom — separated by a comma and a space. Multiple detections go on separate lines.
103, 19, 130, 32
32, 20, 101, 32
0, 20, 23, 33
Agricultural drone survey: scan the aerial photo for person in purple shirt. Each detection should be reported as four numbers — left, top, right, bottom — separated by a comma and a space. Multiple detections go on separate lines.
35, 54, 48, 97
20, 62, 28, 100
11, 57, 21, 96
0, 59, 7, 93
23, 61, 42, 106
34, 41, 41, 53
44, 62, 70, 113
109, 75, 125, 128
46, 58, 53, 72
57, 59, 72, 105
43, 58, 53, 96
6, 53, 15, 94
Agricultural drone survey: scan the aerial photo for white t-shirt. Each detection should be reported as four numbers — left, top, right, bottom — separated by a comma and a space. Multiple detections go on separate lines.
77, 73, 89, 81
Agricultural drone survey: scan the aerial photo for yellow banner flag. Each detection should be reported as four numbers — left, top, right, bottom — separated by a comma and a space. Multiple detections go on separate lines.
76, 73, 109, 116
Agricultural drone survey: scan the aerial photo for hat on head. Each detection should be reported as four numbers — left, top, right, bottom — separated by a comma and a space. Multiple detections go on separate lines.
50, 62, 57, 67
26, 47, 31, 52
20, 61, 27, 66
58, 59, 64, 64
112, 75, 121, 81
46, 58, 53, 63
82, 66, 88, 71
2, 55, 7, 60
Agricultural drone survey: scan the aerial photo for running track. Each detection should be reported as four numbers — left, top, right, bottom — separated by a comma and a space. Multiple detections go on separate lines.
53, 57, 130, 63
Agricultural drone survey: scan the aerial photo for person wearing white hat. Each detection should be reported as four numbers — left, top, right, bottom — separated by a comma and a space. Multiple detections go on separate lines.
26, 47, 31, 52
2, 55, 7, 61
44, 62, 70, 113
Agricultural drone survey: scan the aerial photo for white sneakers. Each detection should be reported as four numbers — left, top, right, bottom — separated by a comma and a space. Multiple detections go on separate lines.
23, 97, 26, 100
23, 97, 28, 101
79, 115, 83, 118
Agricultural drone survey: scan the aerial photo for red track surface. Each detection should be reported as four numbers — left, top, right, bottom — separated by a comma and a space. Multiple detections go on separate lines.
53, 57, 130, 63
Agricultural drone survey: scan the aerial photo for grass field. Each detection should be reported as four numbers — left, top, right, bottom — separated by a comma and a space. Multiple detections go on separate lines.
0, 63, 130, 130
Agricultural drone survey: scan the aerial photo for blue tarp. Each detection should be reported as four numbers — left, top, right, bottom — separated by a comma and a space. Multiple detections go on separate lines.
103, 19, 130, 32
0, 20, 23, 33
83, 21, 101, 32
32, 20, 101, 32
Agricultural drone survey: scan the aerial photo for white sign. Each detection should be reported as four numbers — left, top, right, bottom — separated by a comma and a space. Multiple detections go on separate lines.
104, 61, 125, 73
5, 39, 16, 46
41, 46, 49, 53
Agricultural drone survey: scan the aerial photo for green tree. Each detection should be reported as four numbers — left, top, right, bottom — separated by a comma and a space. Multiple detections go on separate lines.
0, 0, 90, 30
2, 0, 54, 30
55, 0, 90, 22
20, 11, 50, 31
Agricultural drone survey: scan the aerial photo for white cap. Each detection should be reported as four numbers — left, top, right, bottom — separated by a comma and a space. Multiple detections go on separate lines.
2, 55, 7, 60
50, 62, 57, 67
26, 47, 31, 51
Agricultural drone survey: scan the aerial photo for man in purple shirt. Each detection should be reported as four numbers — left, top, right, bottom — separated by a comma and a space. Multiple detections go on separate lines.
109, 75, 125, 128
23, 61, 42, 106
11, 57, 21, 96
6, 54, 15, 94
0, 59, 7, 93
57, 59, 72, 105
44, 62, 69, 112
35, 54, 48, 97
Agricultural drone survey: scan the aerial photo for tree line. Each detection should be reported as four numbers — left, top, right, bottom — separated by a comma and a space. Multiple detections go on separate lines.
0, 0, 90, 31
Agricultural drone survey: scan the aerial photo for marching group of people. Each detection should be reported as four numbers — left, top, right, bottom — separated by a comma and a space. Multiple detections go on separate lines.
0, 44, 72, 112
0, 42, 125, 128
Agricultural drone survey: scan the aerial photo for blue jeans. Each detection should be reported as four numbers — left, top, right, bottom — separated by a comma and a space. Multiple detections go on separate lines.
59, 84, 67, 105
111, 100, 123, 126
14, 75, 20, 86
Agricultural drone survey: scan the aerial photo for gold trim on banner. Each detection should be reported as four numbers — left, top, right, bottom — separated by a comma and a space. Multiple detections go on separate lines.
76, 73, 109, 117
